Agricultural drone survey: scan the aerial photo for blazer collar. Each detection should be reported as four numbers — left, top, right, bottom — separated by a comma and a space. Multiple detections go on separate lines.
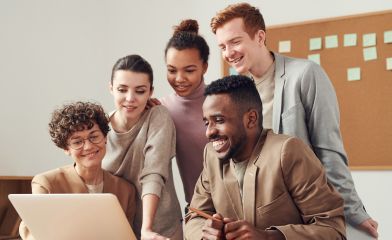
272, 52, 286, 133
67, 164, 89, 193
222, 130, 269, 222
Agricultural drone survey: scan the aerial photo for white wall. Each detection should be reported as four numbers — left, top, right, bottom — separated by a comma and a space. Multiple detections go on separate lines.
1, 0, 391, 239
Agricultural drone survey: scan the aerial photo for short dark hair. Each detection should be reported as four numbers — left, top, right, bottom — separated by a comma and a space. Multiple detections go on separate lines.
111, 54, 153, 89
165, 19, 210, 64
204, 75, 263, 127
48, 101, 110, 149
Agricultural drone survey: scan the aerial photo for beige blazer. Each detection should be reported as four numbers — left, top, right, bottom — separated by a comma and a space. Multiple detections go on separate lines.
19, 164, 136, 240
185, 130, 346, 240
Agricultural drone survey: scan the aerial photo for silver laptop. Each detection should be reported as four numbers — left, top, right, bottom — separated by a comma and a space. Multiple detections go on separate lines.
9, 193, 136, 240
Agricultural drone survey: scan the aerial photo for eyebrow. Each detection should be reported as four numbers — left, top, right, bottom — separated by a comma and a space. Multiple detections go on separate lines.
116, 84, 148, 89
69, 129, 100, 140
228, 36, 242, 43
167, 64, 197, 69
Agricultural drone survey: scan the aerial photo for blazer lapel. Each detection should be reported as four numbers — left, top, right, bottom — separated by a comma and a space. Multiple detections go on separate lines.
222, 162, 243, 220
272, 52, 286, 133
242, 130, 267, 225
67, 164, 89, 193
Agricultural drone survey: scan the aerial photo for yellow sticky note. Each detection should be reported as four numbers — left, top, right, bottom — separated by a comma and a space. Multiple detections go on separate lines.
325, 35, 338, 48
363, 33, 376, 47
309, 37, 322, 51
344, 33, 357, 47
279, 40, 291, 53
363, 47, 377, 61
347, 67, 361, 81
308, 54, 320, 65
384, 30, 392, 44
387, 58, 392, 71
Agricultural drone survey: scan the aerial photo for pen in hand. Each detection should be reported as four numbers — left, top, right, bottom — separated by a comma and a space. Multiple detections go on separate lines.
187, 207, 222, 221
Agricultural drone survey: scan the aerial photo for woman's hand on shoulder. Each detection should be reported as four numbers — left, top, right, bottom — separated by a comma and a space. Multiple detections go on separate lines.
145, 98, 161, 110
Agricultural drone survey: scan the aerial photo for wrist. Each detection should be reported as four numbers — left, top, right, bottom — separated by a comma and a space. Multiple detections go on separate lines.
266, 230, 285, 240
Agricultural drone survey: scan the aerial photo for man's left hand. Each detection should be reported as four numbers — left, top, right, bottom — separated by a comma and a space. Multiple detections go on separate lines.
223, 219, 284, 240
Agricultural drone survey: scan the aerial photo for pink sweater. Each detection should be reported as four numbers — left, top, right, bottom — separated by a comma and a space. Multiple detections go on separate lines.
161, 81, 207, 203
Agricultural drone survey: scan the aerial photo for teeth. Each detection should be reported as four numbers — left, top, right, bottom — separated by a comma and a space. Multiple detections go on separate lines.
84, 151, 97, 157
230, 57, 242, 64
212, 139, 225, 148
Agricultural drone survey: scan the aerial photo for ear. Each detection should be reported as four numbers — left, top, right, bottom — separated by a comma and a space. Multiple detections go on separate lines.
149, 86, 154, 97
243, 109, 259, 129
202, 62, 208, 75
255, 30, 266, 46
64, 148, 71, 156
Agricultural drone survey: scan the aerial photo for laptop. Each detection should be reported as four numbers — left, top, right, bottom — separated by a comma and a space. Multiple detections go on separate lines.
9, 193, 136, 240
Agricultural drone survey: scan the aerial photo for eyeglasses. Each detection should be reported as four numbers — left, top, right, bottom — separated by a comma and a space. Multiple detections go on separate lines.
68, 133, 105, 150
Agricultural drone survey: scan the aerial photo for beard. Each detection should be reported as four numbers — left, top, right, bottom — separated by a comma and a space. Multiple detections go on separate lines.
218, 131, 247, 163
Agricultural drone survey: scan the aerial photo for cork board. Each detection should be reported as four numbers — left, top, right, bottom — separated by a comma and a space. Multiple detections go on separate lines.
222, 10, 392, 169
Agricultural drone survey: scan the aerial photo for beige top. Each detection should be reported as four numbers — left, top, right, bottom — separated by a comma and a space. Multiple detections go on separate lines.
231, 160, 248, 198
102, 105, 182, 238
252, 62, 276, 129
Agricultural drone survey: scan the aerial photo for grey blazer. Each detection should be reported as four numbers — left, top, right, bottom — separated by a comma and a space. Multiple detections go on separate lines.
270, 52, 368, 225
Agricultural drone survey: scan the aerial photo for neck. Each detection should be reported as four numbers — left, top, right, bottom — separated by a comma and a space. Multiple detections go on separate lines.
238, 128, 263, 162
251, 49, 274, 78
75, 164, 103, 185
112, 111, 141, 133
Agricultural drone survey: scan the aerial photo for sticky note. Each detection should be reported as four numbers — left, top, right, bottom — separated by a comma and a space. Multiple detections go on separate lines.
347, 67, 361, 81
325, 35, 338, 48
344, 33, 357, 47
309, 37, 322, 51
363, 33, 376, 47
279, 40, 291, 53
308, 54, 320, 65
384, 30, 392, 44
387, 58, 392, 70
363, 47, 377, 61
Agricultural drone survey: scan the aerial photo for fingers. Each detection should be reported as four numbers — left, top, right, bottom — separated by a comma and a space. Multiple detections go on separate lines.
202, 214, 225, 240
358, 219, 379, 238
224, 220, 247, 240
150, 98, 161, 105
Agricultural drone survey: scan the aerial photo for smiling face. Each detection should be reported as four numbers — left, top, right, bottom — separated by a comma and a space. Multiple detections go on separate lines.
203, 94, 250, 162
166, 48, 207, 97
64, 123, 106, 170
110, 70, 152, 123
216, 18, 265, 75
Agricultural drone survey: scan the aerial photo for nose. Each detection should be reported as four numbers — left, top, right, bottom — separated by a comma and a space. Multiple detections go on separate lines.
83, 138, 94, 150
175, 72, 185, 83
223, 46, 234, 59
205, 123, 218, 140
125, 91, 135, 102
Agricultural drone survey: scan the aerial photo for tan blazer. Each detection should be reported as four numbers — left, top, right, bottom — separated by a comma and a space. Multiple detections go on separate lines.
19, 164, 136, 240
185, 130, 346, 240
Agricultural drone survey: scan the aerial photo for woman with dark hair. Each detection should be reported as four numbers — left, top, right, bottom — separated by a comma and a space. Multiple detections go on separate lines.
102, 54, 182, 240
161, 19, 209, 209
19, 101, 136, 240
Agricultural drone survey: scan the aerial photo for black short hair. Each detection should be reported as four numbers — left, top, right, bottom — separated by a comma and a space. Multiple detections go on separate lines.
204, 75, 263, 127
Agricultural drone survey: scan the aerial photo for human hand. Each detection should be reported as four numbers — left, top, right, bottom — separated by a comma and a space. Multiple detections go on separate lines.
202, 213, 225, 240
146, 98, 161, 110
223, 219, 284, 240
358, 218, 378, 239
141, 230, 169, 240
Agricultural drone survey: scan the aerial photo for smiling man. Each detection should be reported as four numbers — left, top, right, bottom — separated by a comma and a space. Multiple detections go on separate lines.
185, 75, 346, 240
209, 2, 378, 238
